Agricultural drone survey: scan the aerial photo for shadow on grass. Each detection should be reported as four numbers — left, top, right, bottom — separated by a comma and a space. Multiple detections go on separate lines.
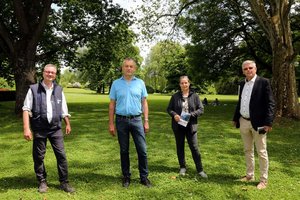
0, 175, 36, 192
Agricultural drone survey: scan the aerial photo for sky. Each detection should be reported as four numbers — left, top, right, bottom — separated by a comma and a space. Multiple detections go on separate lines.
112, 0, 151, 62
113, 0, 142, 11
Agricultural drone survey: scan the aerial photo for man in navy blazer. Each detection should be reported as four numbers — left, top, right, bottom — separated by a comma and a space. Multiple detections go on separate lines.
233, 60, 275, 190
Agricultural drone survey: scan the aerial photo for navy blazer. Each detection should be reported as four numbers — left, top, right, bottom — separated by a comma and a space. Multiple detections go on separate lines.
233, 76, 275, 130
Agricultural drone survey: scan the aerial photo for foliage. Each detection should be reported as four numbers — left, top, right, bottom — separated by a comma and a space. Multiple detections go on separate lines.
140, 0, 300, 118
0, 88, 300, 199
146, 85, 155, 94
0, 0, 135, 113
143, 40, 189, 92
214, 76, 240, 95
72, 24, 142, 93
179, 0, 275, 83
0, 77, 14, 89
59, 70, 83, 88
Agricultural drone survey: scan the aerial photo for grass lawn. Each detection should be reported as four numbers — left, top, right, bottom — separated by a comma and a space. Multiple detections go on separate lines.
0, 88, 299, 200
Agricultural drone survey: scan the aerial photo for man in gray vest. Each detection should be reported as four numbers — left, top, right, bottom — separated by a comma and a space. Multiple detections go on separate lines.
23, 64, 75, 193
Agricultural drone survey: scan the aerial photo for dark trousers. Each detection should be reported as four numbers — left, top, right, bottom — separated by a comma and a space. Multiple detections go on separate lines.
33, 129, 68, 183
116, 115, 149, 180
174, 126, 203, 172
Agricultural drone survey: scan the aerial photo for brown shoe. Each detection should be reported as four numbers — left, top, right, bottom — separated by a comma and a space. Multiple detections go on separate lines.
257, 181, 267, 189
240, 176, 255, 182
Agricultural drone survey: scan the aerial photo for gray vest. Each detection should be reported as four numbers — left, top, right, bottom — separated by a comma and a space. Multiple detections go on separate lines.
30, 81, 63, 132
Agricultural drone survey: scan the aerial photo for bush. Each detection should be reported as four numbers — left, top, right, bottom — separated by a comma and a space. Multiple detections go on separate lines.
146, 85, 155, 94
215, 77, 239, 95
67, 82, 82, 88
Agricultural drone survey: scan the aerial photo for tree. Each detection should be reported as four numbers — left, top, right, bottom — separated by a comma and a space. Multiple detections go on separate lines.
140, 0, 300, 118
72, 24, 142, 94
0, 0, 133, 114
143, 40, 188, 92
246, 0, 300, 118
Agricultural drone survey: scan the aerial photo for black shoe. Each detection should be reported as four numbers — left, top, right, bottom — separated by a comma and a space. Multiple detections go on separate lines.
38, 181, 48, 193
60, 182, 75, 193
122, 177, 130, 188
140, 178, 152, 187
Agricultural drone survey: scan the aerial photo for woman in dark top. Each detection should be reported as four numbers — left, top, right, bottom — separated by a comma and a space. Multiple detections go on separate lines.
167, 76, 208, 178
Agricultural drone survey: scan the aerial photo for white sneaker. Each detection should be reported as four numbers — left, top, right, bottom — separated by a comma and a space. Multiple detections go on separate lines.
199, 171, 208, 178
179, 168, 186, 176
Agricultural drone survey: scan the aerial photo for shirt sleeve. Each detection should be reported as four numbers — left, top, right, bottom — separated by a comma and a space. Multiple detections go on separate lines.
141, 80, 148, 98
62, 92, 71, 118
109, 81, 116, 100
22, 89, 33, 111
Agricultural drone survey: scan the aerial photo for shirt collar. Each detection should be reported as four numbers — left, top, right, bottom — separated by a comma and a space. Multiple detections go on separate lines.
42, 81, 54, 90
245, 74, 257, 83
121, 76, 137, 81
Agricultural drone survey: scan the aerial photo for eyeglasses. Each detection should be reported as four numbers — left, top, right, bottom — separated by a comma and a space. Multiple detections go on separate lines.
44, 71, 56, 75
243, 67, 254, 71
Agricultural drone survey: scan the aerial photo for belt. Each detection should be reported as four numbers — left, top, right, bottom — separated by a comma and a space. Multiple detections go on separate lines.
116, 114, 141, 119
241, 116, 251, 121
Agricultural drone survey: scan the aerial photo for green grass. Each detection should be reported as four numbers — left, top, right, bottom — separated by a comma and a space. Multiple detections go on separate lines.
0, 88, 299, 200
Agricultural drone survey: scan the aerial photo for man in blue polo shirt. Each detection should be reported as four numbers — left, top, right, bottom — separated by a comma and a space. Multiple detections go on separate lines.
109, 58, 151, 188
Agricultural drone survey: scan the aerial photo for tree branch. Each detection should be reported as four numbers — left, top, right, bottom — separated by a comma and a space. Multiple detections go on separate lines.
30, 0, 52, 49
150, 0, 199, 28
247, 0, 273, 38
0, 22, 14, 55
13, 0, 29, 34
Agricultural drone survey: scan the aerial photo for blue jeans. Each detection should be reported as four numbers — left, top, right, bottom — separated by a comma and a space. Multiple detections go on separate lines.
116, 115, 149, 180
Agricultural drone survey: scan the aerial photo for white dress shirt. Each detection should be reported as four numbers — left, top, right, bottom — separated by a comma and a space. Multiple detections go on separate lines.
22, 81, 70, 123
240, 74, 257, 118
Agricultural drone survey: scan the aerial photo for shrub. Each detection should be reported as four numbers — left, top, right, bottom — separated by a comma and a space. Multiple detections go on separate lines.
146, 85, 155, 94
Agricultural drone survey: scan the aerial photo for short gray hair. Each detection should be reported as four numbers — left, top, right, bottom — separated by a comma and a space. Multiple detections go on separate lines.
242, 60, 256, 69
44, 64, 57, 72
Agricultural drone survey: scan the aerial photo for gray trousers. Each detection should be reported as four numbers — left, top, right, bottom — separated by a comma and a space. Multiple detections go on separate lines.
33, 129, 69, 183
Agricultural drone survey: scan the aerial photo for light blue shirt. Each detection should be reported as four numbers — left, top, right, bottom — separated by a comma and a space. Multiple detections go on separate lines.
109, 76, 148, 116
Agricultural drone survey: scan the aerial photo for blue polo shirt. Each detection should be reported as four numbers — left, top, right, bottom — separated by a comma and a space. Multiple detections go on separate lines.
109, 76, 148, 116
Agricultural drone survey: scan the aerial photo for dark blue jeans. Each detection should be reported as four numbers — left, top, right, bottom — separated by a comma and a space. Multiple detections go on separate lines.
116, 115, 149, 180
174, 126, 204, 173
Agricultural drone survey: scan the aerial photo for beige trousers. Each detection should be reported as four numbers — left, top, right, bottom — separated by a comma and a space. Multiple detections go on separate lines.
239, 117, 268, 182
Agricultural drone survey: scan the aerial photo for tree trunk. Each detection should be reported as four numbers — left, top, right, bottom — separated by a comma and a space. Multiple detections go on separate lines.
247, 0, 300, 119
272, 47, 300, 118
13, 50, 37, 115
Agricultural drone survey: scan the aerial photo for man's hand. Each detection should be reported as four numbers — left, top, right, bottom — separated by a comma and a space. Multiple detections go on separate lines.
65, 124, 71, 135
144, 121, 149, 134
24, 129, 33, 141
109, 123, 115, 136
264, 126, 272, 133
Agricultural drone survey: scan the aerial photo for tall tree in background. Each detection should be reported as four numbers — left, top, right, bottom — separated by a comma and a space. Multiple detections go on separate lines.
0, 0, 133, 114
73, 25, 141, 93
246, 0, 299, 118
0, 0, 52, 114
143, 40, 188, 92
140, 0, 300, 118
